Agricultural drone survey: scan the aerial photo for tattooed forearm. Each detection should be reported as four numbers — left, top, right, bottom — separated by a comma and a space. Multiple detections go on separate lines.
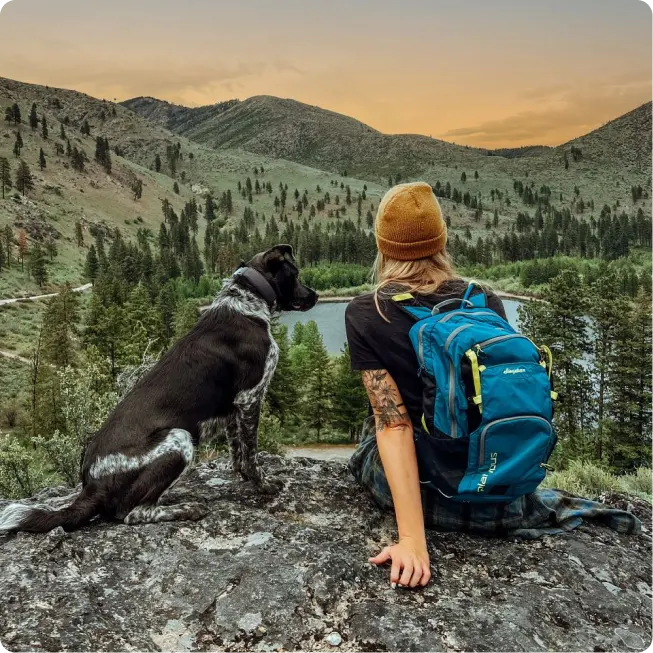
361, 369, 410, 433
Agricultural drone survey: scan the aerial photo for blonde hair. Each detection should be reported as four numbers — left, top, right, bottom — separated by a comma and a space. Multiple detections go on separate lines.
372, 250, 458, 320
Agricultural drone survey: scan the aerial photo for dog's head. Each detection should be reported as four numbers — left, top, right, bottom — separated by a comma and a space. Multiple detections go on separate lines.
248, 244, 318, 312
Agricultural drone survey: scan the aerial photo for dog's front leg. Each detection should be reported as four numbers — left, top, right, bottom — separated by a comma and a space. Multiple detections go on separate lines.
235, 400, 281, 495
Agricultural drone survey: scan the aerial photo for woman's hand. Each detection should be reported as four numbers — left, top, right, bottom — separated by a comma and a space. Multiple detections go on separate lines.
369, 537, 431, 588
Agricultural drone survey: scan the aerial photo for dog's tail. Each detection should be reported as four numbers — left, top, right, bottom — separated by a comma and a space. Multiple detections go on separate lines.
0, 486, 101, 534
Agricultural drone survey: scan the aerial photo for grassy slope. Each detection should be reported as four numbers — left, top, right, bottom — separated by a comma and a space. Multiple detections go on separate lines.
123, 94, 652, 224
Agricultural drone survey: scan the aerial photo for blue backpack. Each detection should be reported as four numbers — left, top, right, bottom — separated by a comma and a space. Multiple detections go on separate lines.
393, 281, 558, 504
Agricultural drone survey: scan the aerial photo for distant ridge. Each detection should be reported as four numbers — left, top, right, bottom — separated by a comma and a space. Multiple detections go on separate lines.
123, 94, 652, 179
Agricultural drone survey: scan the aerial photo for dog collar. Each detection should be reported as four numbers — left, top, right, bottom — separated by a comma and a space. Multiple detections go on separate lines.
233, 267, 277, 309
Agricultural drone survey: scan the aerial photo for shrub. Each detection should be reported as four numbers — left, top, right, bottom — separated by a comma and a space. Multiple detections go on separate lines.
0, 435, 49, 499
543, 460, 621, 497
257, 404, 285, 456
34, 352, 118, 486
620, 467, 653, 498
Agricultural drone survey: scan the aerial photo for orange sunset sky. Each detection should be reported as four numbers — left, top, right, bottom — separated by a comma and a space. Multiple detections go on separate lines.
0, 0, 651, 148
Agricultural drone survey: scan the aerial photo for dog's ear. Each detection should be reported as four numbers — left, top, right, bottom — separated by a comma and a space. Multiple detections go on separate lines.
262, 244, 295, 268
275, 244, 294, 259
239, 259, 247, 268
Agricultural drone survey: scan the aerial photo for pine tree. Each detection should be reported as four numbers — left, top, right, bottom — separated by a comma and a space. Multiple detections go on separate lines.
15, 160, 34, 195
41, 115, 48, 139
266, 323, 297, 425
29, 103, 38, 131
75, 221, 84, 248
629, 290, 653, 463
45, 239, 57, 261
173, 181, 180, 195
131, 177, 143, 200
519, 270, 592, 461
41, 284, 79, 367
605, 290, 653, 470
123, 283, 161, 364
81, 119, 91, 136
84, 295, 126, 379
39, 148, 46, 170
4, 225, 12, 267
30, 242, 48, 287
0, 157, 11, 198
301, 321, 333, 440
172, 299, 199, 342
13, 132, 23, 158
84, 245, 99, 283
70, 146, 86, 172
155, 154, 161, 172
11, 103, 21, 125
331, 345, 368, 439
155, 283, 177, 344
588, 272, 629, 461
205, 195, 215, 222
60, 123, 66, 140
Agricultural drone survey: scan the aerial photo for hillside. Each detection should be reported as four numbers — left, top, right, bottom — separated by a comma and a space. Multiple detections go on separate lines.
122, 94, 652, 226
124, 94, 489, 178
558, 101, 652, 172
0, 78, 389, 299
123, 94, 652, 180
121, 96, 239, 133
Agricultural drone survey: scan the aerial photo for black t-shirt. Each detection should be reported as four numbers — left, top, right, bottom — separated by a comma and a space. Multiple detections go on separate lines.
345, 279, 507, 428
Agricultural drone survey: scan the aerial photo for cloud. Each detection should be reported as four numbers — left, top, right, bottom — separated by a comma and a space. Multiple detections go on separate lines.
442, 78, 652, 146
0, 56, 300, 104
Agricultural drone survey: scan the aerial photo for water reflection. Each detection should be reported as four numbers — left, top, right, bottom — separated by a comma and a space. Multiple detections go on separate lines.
280, 299, 523, 355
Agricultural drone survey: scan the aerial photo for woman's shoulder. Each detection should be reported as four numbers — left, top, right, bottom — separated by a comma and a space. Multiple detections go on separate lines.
345, 292, 377, 320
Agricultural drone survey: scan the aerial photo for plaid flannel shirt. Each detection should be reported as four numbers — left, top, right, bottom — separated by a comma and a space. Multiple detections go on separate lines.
349, 418, 641, 540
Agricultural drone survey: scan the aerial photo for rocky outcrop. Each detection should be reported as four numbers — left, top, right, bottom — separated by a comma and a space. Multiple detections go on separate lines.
0, 455, 651, 652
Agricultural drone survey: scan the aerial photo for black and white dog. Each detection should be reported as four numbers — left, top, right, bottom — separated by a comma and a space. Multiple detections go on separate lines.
0, 244, 317, 533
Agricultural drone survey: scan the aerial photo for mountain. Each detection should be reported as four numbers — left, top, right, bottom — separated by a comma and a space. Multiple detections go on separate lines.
121, 96, 238, 133
559, 101, 652, 171
124, 94, 490, 179
122, 94, 652, 182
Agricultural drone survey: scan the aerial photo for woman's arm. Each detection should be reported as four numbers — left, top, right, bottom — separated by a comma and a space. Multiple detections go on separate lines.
361, 369, 431, 589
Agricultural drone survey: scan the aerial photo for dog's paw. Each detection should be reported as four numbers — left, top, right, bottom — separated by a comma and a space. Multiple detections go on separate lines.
182, 502, 209, 521
255, 478, 283, 495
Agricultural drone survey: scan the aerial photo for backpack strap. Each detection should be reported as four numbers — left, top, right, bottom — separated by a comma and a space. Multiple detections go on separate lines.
462, 280, 487, 308
390, 293, 431, 321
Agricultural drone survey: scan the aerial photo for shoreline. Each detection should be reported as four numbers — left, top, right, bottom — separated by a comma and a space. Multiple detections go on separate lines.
317, 289, 542, 304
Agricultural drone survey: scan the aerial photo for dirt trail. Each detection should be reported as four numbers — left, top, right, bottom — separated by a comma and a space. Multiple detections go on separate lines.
0, 350, 30, 364
0, 283, 92, 307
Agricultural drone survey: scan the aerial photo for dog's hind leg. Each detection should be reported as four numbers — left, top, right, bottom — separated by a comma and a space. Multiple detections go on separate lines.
121, 450, 208, 525
94, 428, 206, 526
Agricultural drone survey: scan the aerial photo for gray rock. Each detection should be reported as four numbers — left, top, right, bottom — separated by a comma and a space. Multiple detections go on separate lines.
0, 454, 650, 652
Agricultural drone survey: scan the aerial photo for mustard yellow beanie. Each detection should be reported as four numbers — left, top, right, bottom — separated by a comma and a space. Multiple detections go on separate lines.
375, 182, 447, 260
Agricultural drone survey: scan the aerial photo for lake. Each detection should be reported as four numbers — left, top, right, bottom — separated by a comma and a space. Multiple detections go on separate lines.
280, 298, 524, 354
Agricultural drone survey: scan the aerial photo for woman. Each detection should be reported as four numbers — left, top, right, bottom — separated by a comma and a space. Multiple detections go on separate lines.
345, 182, 640, 589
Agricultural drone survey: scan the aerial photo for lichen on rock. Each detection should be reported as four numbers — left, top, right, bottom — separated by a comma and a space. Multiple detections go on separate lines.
0, 455, 650, 652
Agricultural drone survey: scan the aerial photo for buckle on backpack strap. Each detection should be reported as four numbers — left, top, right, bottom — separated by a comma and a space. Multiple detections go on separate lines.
540, 344, 553, 379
